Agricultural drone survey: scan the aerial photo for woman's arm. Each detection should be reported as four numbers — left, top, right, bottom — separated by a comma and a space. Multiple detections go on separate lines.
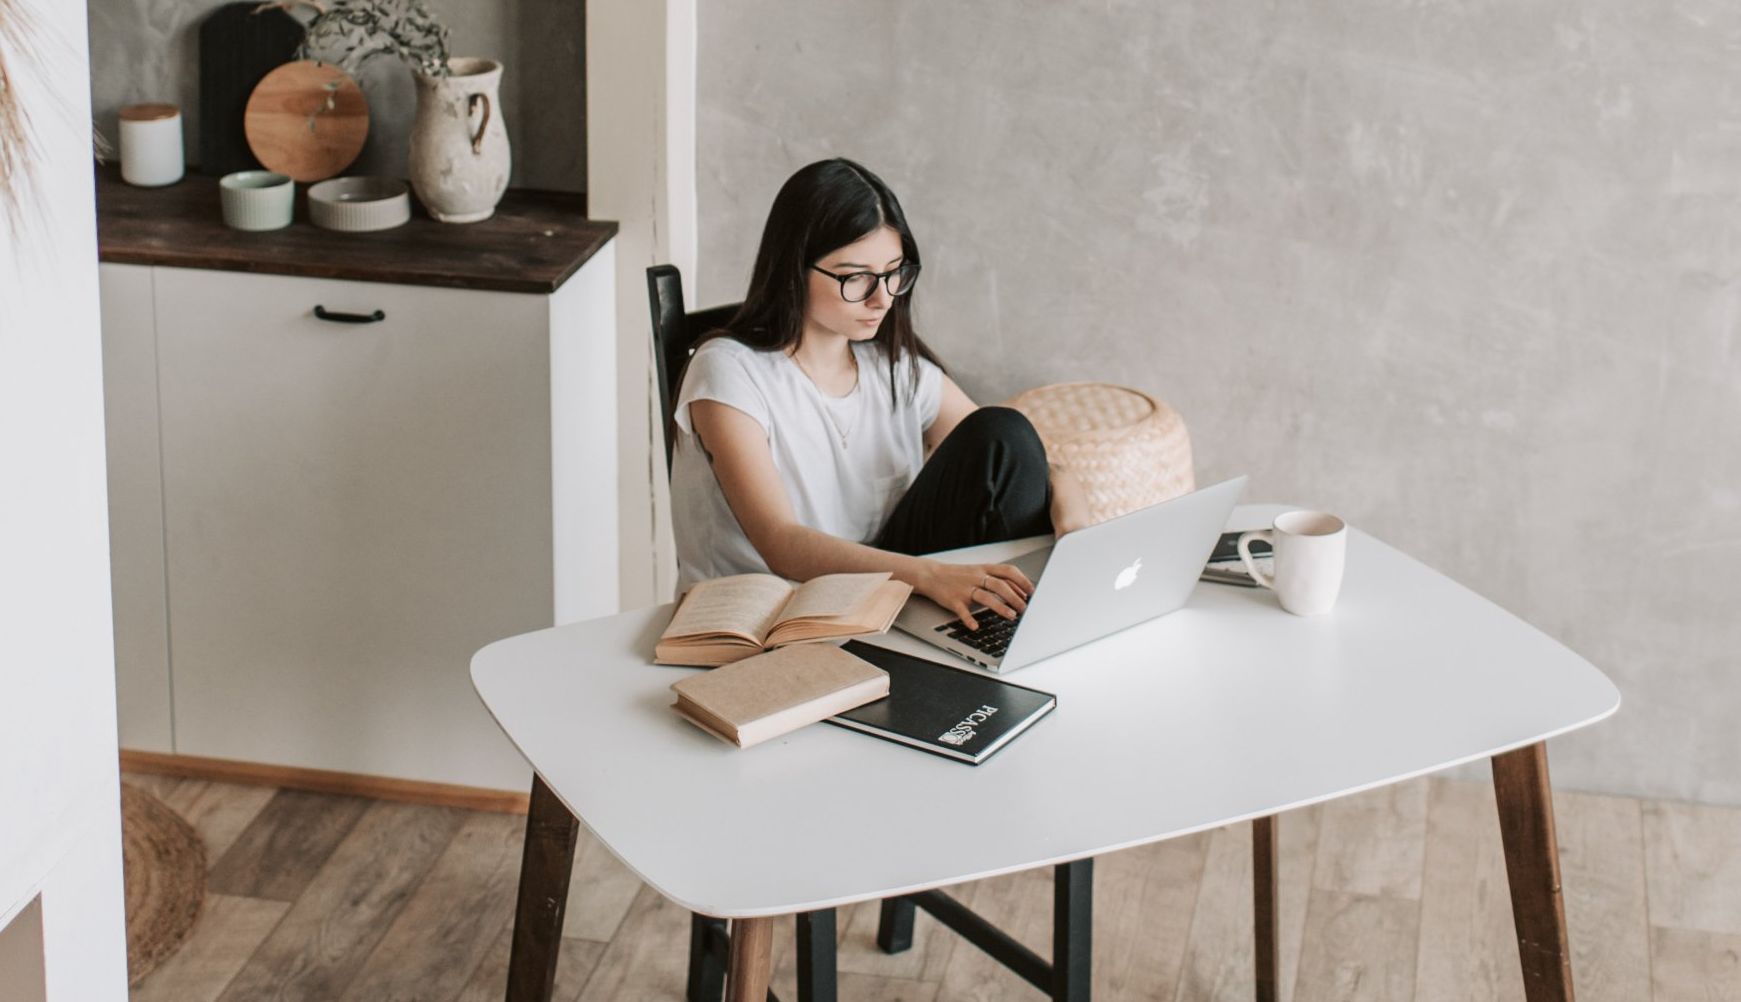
690, 398, 1032, 627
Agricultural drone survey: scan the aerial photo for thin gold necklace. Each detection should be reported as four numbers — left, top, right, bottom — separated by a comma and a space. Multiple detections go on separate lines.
795, 347, 860, 447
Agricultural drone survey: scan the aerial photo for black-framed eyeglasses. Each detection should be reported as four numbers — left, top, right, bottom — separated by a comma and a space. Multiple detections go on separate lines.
811, 262, 921, 303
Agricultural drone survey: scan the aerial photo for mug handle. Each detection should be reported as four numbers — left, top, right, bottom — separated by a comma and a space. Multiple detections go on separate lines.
1238, 530, 1276, 590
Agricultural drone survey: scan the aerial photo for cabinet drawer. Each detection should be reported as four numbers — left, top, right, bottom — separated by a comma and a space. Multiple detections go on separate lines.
152, 268, 549, 788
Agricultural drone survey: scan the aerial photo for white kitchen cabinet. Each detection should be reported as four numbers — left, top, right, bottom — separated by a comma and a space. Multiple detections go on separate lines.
99, 244, 617, 791
100, 263, 172, 753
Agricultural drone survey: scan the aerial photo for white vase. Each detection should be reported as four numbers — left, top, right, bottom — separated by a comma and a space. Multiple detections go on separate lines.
409, 57, 510, 224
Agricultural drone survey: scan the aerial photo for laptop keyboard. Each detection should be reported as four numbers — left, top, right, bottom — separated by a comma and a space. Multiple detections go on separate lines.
936, 610, 1025, 660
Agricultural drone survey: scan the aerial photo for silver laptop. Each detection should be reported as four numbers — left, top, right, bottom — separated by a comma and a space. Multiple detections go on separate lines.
894, 476, 1247, 673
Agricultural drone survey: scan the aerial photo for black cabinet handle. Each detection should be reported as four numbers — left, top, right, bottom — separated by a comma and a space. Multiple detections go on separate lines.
313, 305, 386, 324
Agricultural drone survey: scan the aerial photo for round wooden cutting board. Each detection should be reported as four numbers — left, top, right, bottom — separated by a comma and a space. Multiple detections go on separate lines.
243, 60, 369, 182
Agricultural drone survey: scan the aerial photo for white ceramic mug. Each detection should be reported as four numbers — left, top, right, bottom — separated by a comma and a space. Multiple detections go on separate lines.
1238, 510, 1347, 616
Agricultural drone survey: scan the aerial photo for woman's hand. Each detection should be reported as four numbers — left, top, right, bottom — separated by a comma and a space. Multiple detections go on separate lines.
916, 560, 1035, 631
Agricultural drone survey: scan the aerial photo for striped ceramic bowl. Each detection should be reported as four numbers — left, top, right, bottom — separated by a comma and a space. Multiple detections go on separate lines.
307, 177, 412, 232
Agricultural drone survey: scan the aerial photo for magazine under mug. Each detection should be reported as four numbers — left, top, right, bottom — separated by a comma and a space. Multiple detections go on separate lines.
1201, 530, 1273, 587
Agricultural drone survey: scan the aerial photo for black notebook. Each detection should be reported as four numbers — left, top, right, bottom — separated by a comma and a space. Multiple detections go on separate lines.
829, 641, 1057, 765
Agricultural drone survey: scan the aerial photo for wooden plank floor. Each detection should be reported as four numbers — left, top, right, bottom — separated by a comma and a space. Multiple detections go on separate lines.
123, 773, 1741, 1001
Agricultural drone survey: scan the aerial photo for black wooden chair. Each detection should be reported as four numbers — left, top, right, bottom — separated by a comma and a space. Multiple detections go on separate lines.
647, 264, 740, 475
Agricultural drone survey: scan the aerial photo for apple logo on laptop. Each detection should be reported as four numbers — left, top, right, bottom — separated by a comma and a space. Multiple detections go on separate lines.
1114, 557, 1143, 591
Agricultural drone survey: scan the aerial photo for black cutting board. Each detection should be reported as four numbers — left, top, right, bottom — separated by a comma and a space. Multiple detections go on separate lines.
198, 2, 305, 176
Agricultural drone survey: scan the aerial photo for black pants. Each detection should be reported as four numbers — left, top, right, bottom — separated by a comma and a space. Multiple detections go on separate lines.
875, 406, 1053, 555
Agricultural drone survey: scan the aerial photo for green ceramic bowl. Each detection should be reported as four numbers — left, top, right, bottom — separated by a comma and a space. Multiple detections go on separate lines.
218, 171, 294, 231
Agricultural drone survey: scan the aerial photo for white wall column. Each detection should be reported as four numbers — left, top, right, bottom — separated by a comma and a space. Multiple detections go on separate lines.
587, 0, 698, 606
0, 0, 129, 995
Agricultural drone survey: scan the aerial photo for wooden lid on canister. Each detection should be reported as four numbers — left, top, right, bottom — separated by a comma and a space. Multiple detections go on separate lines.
119, 103, 180, 122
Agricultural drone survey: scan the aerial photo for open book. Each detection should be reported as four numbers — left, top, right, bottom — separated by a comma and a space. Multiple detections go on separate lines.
654, 571, 913, 666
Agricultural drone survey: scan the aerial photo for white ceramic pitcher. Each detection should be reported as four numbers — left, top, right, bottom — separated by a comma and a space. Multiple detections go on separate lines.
408, 57, 511, 223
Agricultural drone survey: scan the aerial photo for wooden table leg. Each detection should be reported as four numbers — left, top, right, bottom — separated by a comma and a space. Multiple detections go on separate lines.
1253, 814, 1279, 1002
726, 916, 775, 1002
1492, 742, 1575, 1002
506, 774, 580, 1002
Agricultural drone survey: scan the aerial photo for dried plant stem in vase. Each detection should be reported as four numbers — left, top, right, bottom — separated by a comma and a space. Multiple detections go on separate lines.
0, 0, 46, 240
295, 0, 450, 78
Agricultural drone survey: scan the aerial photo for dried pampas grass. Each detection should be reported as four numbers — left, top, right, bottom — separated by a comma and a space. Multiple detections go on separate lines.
0, 0, 45, 240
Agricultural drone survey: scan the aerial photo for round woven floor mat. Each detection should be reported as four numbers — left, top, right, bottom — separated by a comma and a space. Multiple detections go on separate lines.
121, 783, 206, 985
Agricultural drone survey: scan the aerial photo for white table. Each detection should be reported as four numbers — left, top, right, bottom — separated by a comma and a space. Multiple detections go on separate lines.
473, 505, 1619, 1001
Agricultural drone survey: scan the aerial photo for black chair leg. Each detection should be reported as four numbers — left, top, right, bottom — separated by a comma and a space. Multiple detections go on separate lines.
1052, 859, 1092, 1002
876, 896, 917, 954
686, 913, 727, 1002
796, 909, 838, 1002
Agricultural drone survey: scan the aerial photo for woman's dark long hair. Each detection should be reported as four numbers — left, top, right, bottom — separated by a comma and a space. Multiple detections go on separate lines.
688, 158, 946, 412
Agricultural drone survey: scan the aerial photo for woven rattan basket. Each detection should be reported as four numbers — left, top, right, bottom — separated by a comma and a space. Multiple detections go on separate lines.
1004, 382, 1195, 524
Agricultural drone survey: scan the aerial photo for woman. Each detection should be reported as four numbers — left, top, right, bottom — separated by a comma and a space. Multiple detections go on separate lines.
671, 158, 1089, 629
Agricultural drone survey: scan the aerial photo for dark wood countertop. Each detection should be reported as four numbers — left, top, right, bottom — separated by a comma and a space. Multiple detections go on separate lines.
95, 167, 616, 295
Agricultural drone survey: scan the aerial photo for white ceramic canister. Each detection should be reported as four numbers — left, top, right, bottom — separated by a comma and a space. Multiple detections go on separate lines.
118, 103, 185, 187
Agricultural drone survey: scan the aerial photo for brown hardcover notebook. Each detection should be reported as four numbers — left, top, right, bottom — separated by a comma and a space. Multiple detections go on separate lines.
670, 644, 890, 748
653, 571, 912, 667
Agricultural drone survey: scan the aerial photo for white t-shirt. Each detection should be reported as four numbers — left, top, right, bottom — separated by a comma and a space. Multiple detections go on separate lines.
671, 336, 944, 592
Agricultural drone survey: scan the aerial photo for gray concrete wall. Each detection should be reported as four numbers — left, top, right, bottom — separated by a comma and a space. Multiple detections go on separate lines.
698, 2, 1741, 805
86, 0, 584, 190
